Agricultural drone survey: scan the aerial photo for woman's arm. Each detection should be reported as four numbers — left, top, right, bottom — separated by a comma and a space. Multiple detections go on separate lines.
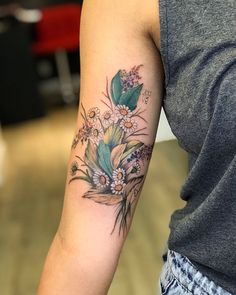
37, 0, 164, 294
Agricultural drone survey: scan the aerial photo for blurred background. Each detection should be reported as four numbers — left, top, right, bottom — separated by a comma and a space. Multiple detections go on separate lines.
0, 1, 187, 294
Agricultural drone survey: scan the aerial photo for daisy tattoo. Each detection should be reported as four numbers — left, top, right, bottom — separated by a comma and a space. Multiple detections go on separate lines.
70, 65, 153, 235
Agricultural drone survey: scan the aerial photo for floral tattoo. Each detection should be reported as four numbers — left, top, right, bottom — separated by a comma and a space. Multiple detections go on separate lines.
70, 65, 153, 235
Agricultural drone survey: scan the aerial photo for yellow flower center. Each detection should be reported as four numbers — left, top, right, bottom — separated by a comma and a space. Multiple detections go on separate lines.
117, 172, 123, 180
114, 184, 123, 192
99, 175, 107, 185
89, 111, 96, 118
104, 113, 111, 120
124, 121, 133, 129
93, 129, 99, 137
120, 109, 128, 116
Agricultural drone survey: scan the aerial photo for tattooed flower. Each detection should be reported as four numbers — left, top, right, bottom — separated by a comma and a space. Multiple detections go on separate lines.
113, 168, 126, 182
120, 65, 143, 92
102, 110, 115, 127
130, 161, 141, 175
77, 122, 93, 144
87, 107, 100, 123
125, 159, 141, 176
120, 118, 137, 133
139, 145, 153, 160
71, 133, 79, 149
128, 145, 153, 162
70, 161, 79, 176
111, 180, 125, 195
93, 170, 110, 189
115, 105, 132, 119
90, 126, 103, 144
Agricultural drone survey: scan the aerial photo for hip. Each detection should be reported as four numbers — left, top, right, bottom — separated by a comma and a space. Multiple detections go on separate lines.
158, 249, 232, 295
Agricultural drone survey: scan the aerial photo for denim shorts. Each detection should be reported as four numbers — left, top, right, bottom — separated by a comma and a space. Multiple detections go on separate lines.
158, 249, 232, 295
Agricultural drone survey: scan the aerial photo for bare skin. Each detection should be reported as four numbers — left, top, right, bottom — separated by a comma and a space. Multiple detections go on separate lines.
37, 1, 164, 294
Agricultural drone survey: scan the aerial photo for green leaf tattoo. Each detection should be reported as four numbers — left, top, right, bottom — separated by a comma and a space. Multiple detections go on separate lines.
119, 83, 143, 111
70, 65, 153, 236
97, 141, 113, 178
111, 67, 143, 111
111, 70, 123, 105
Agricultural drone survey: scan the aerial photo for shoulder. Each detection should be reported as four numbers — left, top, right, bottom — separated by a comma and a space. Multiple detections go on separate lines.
139, 0, 161, 51
81, 0, 161, 51
148, 0, 161, 51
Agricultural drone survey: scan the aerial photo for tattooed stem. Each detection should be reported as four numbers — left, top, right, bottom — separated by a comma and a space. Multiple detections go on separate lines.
98, 117, 105, 130
106, 77, 113, 108
75, 155, 92, 170
81, 103, 88, 121
102, 77, 113, 110
131, 109, 147, 123
76, 155, 87, 165
77, 168, 89, 176
101, 99, 113, 110
124, 127, 147, 140
69, 176, 91, 184
132, 114, 148, 123
132, 107, 142, 116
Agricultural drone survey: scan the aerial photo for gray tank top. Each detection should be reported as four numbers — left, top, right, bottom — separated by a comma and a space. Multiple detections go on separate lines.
159, 0, 236, 293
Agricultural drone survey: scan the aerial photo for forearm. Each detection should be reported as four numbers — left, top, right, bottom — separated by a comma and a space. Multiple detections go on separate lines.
37, 231, 120, 295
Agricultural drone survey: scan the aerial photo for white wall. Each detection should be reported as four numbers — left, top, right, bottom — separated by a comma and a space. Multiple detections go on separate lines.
155, 107, 176, 142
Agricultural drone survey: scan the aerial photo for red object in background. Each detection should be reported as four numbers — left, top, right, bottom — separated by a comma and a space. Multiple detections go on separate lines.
32, 4, 81, 55
32, 4, 82, 104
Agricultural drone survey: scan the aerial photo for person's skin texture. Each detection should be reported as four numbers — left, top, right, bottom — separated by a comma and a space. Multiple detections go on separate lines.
37, 0, 164, 294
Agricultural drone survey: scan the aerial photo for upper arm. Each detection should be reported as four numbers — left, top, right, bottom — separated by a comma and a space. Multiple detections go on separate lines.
79, 0, 164, 135
62, 0, 164, 242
